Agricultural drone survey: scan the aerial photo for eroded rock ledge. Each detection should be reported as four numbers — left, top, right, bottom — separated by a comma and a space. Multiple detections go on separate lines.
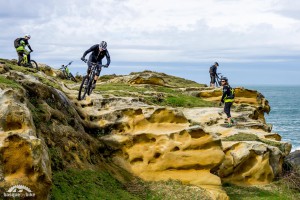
0, 63, 292, 200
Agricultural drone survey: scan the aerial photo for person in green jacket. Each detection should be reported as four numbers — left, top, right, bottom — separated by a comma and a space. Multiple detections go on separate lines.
15, 34, 33, 66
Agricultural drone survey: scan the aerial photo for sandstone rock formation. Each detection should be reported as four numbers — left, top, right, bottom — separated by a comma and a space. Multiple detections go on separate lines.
0, 60, 292, 199
0, 87, 52, 199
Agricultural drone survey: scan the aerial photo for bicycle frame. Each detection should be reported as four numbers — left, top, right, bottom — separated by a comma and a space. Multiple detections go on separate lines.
78, 61, 104, 100
215, 73, 225, 87
20, 51, 39, 71
21, 54, 29, 65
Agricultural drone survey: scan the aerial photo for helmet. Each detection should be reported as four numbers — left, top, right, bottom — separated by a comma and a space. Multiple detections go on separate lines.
99, 41, 107, 50
221, 77, 228, 82
214, 62, 219, 66
25, 34, 31, 39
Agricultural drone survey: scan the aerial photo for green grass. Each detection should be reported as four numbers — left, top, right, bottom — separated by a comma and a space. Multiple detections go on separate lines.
0, 75, 22, 89
51, 170, 140, 200
146, 94, 215, 108
94, 83, 214, 108
96, 83, 147, 93
34, 74, 61, 89
223, 132, 286, 152
223, 183, 300, 200
51, 169, 212, 200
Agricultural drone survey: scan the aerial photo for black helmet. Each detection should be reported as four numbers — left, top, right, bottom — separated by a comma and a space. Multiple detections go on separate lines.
214, 62, 219, 66
221, 77, 228, 82
99, 41, 107, 50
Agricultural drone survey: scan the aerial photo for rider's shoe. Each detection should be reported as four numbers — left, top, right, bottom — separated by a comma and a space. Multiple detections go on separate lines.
226, 123, 233, 128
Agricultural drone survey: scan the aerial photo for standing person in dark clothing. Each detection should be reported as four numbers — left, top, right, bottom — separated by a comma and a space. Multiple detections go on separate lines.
220, 77, 235, 127
209, 62, 219, 87
81, 41, 111, 89
15, 34, 33, 66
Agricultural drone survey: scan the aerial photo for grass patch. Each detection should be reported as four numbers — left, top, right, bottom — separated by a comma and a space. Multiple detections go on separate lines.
94, 83, 214, 108
223, 183, 300, 200
146, 94, 215, 108
51, 169, 140, 200
34, 74, 61, 89
145, 180, 211, 200
223, 132, 286, 152
96, 83, 147, 93
223, 132, 260, 141
0, 75, 22, 89
51, 169, 212, 200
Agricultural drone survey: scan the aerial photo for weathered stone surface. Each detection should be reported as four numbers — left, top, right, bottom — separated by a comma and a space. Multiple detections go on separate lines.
198, 87, 270, 122
98, 107, 228, 199
0, 88, 51, 199
219, 141, 283, 185
0, 64, 292, 200
286, 150, 300, 167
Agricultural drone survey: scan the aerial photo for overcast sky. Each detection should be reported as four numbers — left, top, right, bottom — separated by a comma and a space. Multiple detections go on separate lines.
1, 0, 300, 85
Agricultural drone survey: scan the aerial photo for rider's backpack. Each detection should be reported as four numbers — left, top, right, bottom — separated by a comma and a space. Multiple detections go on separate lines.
14, 38, 21, 48
227, 86, 235, 99
209, 66, 214, 74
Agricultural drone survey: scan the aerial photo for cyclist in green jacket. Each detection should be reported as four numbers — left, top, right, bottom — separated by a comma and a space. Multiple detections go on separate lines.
220, 77, 234, 127
15, 34, 33, 66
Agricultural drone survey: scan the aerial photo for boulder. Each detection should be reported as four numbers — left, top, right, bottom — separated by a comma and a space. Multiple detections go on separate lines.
0, 88, 51, 199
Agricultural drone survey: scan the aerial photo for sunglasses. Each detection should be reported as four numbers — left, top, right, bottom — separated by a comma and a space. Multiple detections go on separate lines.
221, 80, 226, 82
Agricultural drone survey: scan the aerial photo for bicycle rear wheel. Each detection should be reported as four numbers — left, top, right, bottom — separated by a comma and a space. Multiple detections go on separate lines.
78, 76, 90, 100
30, 60, 39, 71
69, 73, 77, 82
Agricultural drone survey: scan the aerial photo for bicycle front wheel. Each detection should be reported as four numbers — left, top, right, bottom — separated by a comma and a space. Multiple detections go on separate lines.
78, 75, 90, 100
87, 73, 95, 96
30, 60, 39, 71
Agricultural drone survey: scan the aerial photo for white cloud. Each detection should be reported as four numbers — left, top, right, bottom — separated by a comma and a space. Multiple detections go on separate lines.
1, 0, 300, 84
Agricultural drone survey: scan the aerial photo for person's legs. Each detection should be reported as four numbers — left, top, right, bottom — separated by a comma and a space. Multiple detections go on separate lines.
87, 55, 94, 75
91, 62, 102, 89
24, 50, 30, 62
224, 102, 233, 126
17, 51, 24, 66
210, 75, 216, 87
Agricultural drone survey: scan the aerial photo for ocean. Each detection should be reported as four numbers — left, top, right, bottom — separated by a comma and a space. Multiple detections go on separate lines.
245, 85, 300, 151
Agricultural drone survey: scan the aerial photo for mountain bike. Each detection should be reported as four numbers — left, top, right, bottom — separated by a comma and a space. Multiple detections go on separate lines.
215, 73, 225, 87
78, 60, 106, 100
59, 61, 77, 82
20, 51, 39, 71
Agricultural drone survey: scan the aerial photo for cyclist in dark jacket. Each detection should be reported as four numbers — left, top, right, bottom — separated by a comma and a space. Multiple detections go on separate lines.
209, 62, 219, 87
220, 77, 234, 127
81, 41, 111, 89
15, 34, 33, 66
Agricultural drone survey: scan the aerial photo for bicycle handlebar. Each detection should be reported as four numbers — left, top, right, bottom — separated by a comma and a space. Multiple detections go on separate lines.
82, 59, 107, 68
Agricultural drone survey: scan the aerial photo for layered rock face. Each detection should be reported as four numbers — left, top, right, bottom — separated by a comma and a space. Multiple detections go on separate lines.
0, 62, 292, 199
73, 96, 228, 199
0, 87, 51, 199
197, 87, 291, 186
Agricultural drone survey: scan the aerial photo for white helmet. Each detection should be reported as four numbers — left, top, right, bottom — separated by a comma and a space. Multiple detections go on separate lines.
99, 41, 107, 50
25, 34, 31, 39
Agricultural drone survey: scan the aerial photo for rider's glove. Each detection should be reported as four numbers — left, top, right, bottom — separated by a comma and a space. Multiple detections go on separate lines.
81, 57, 85, 61
104, 64, 109, 68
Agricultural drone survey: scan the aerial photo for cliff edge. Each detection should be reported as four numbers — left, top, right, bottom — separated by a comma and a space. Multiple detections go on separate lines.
0, 59, 292, 199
